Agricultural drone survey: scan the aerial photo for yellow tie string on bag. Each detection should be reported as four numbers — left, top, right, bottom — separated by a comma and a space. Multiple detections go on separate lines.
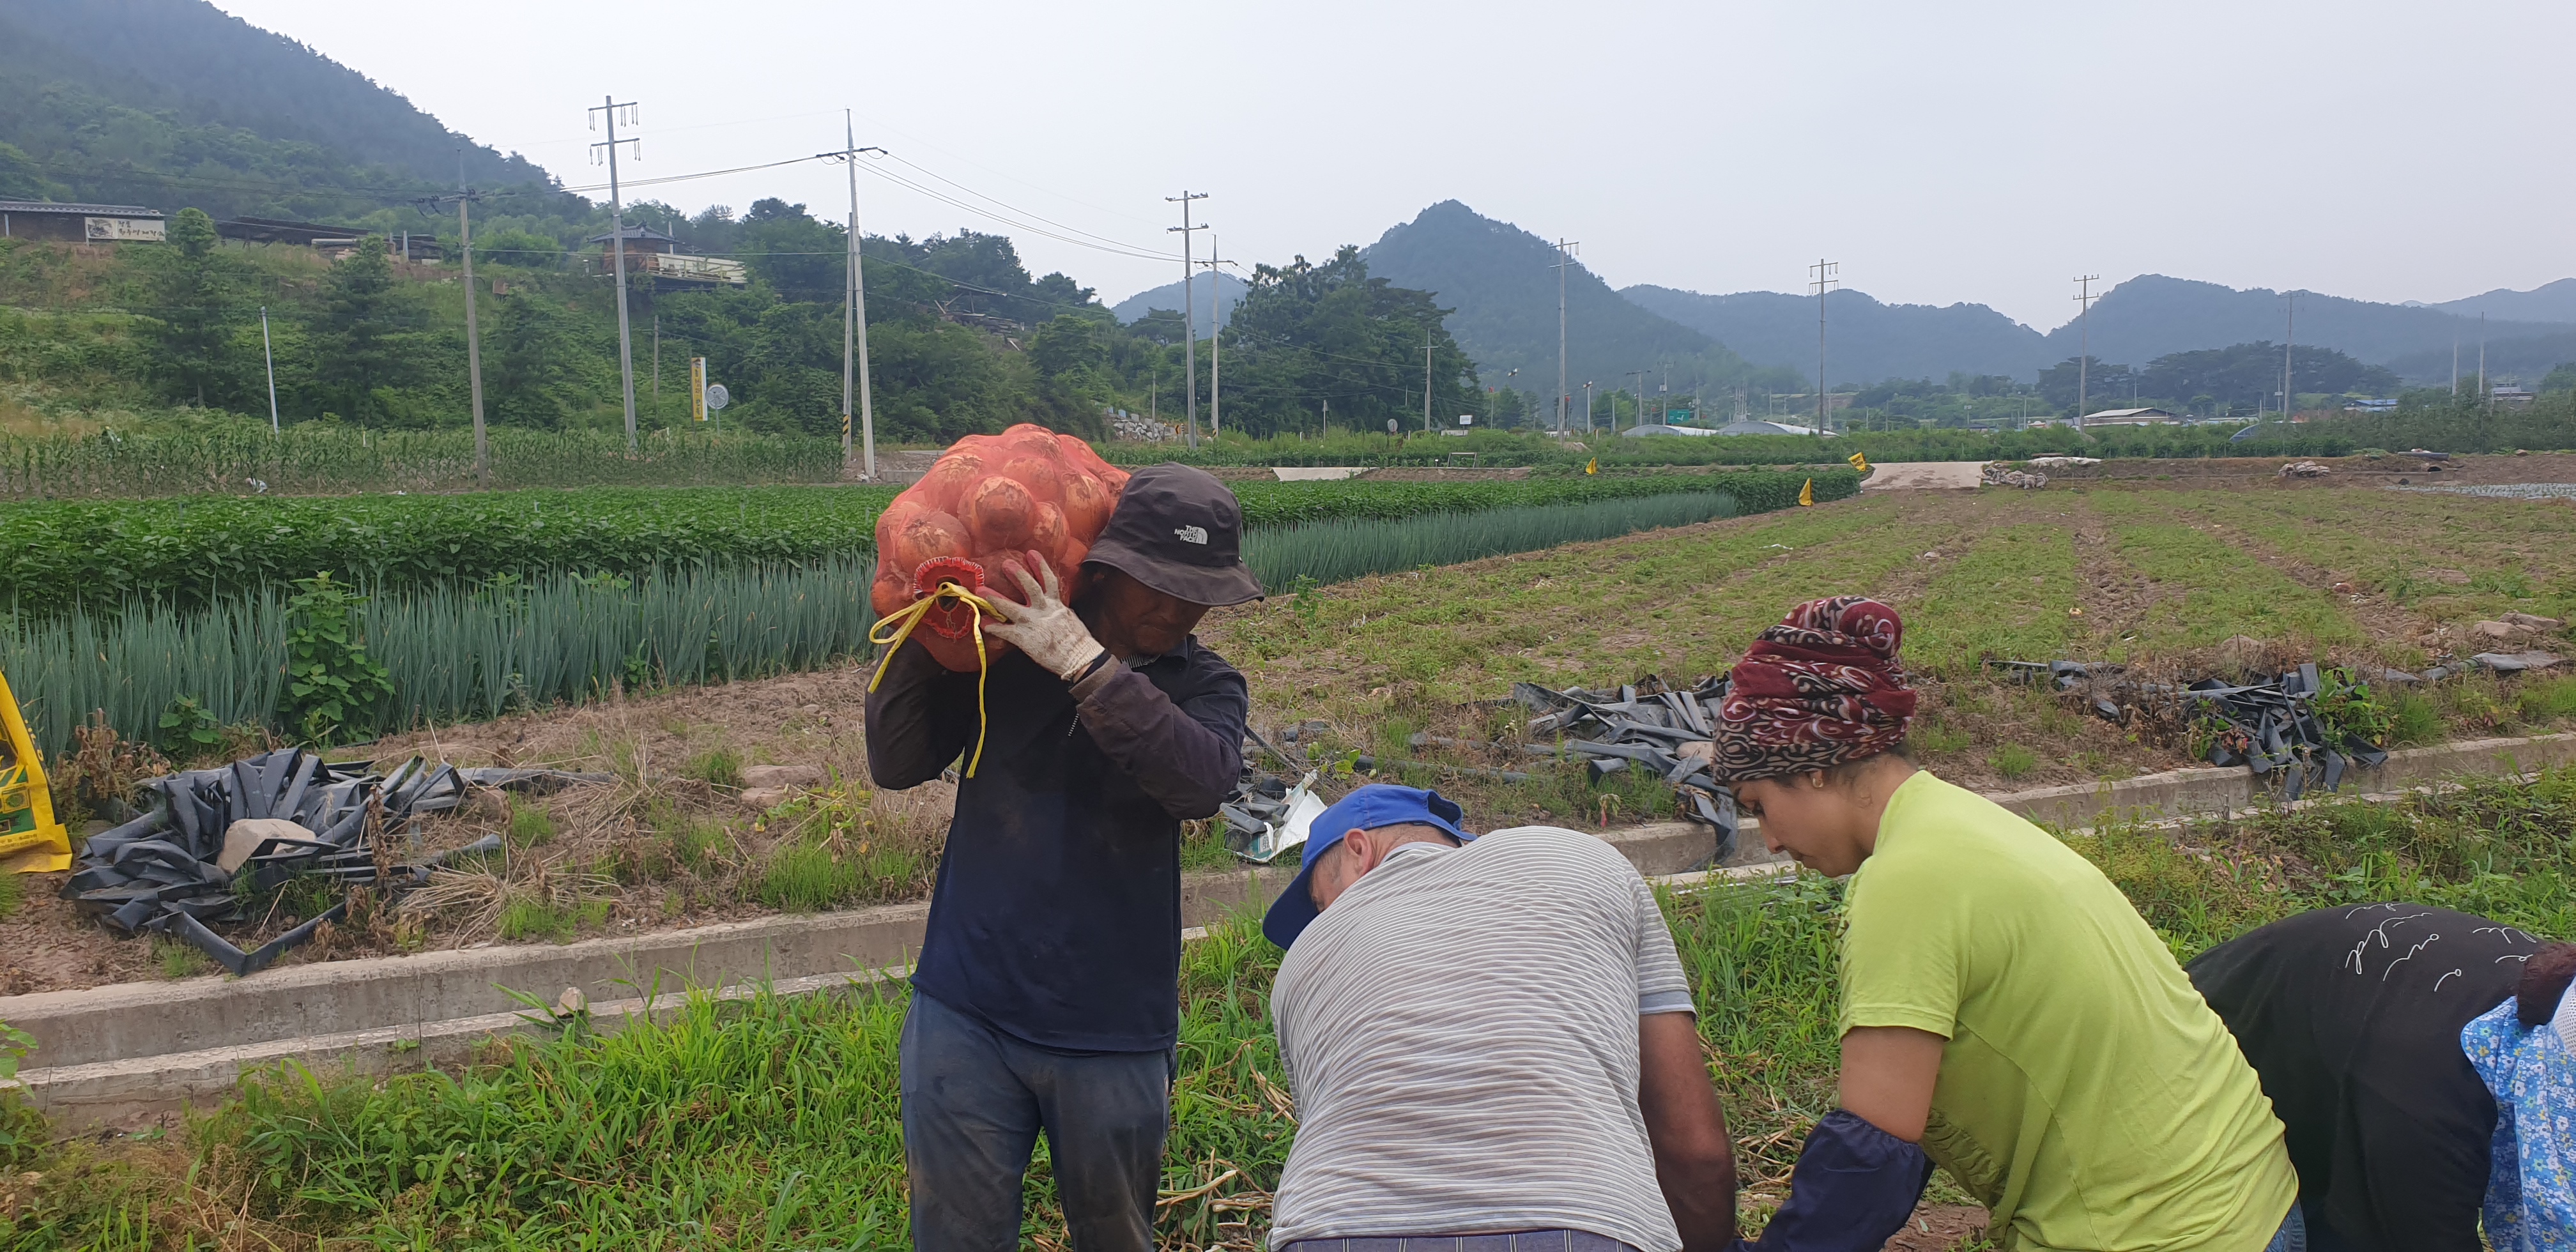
867, 580, 1000, 777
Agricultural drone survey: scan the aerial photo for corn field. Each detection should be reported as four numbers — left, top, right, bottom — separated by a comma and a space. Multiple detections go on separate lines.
1, 560, 878, 758
0, 426, 847, 499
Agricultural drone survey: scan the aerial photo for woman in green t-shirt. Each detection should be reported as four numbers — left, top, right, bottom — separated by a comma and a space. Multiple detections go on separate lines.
1711, 596, 2302, 1252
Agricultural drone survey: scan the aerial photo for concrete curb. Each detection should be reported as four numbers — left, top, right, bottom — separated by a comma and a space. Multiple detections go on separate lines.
1991, 732, 2576, 831
10, 730, 2565, 1127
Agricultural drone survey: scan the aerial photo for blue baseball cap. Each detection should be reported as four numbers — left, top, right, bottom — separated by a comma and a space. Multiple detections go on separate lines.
1262, 784, 1473, 950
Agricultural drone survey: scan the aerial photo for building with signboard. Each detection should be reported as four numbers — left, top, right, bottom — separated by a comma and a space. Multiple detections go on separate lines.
0, 201, 167, 243
586, 225, 747, 286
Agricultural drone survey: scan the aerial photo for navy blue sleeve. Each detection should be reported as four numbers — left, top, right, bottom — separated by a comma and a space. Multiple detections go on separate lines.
1733, 1110, 1931, 1252
1075, 658, 1246, 821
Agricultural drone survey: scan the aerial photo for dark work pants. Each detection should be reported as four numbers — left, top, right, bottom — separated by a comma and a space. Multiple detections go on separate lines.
900, 991, 1172, 1252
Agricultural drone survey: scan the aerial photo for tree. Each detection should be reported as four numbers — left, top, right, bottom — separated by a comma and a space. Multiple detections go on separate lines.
148, 208, 231, 406
2135, 342, 2396, 410
2037, 356, 2135, 412
1220, 245, 1478, 438
486, 289, 580, 428
312, 235, 419, 424
740, 199, 845, 305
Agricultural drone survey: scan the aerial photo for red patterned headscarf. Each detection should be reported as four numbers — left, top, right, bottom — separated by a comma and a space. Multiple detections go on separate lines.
1713, 595, 1917, 784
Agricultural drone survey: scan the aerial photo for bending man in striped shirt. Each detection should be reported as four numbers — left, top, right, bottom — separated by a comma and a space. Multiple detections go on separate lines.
1261, 784, 1738, 1252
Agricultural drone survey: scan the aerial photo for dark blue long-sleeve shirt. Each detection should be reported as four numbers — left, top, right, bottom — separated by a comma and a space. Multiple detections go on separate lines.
864, 635, 1247, 1052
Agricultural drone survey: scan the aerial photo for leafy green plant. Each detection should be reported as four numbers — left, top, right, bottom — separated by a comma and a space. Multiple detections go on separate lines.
155, 694, 224, 758
2313, 667, 2395, 749
277, 572, 394, 747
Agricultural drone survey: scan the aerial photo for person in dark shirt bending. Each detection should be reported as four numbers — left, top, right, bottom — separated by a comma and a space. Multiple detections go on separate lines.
2187, 904, 2563, 1252
864, 463, 1260, 1252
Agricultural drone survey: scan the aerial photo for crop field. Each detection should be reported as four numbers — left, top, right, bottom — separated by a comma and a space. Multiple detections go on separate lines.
0, 470, 1850, 755
3, 469, 2573, 1248
1200, 479, 2576, 805
8, 768, 2572, 1249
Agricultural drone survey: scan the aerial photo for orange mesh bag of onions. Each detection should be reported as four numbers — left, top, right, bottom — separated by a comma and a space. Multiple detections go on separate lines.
866, 425, 1128, 772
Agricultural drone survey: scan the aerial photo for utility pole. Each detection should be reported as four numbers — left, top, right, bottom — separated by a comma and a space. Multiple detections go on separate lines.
2452, 334, 2460, 395
1425, 341, 1434, 432
2479, 313, 2488, 410
1625, 369, 1648, 433
460, 187, 486, 484
1810, 259, 1838, 432
260, 307, 279, 434
1165, 191, 1207, 450
1583, 381, 1595, 433
2280, 289, 2301, 420
589, 96, 642, 452
2072, 274, 2103, 430
1200, 232, 1224, 436
427, 169, 490, 483
1551, 240, 1579, 430
820, 117, 885, 477
1659, 363, 1669, 423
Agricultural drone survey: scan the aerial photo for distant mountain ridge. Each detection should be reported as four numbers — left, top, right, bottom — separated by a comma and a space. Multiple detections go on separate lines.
1622, 286, 2051, 385
1110, 272, 1249, 325
1356, 201, 1779, 405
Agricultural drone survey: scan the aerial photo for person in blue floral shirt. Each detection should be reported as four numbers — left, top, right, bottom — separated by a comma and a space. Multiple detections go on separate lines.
2464, 941, 2576, 1252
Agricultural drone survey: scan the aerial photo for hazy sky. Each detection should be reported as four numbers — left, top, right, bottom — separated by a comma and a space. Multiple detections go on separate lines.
218, 0, 2572, 330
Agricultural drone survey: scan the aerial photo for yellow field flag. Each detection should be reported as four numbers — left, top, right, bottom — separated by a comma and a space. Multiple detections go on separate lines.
1798, 478, 1814, 507
1848, 452, 1870, 473
1584, 457, 1598, 475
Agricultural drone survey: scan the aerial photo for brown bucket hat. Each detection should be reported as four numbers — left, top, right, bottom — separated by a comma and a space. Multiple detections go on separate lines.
1082, 464, 1264, 607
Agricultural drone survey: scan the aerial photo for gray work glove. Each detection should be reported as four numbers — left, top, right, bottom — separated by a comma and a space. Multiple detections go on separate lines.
983, 551, 1112, 681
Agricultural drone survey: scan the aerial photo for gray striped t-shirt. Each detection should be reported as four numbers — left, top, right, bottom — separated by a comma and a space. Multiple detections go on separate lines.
1268, 825, 1695, 1251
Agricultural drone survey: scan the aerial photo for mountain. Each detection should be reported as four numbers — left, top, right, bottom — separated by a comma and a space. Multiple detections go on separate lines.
2034, 275, 2571, 385
1621, 285, 2052, 385
1356, 201, 1782, 408
0, 0, 554, 218
2425, 279, 2576, 326
1111, 271, 1249, 326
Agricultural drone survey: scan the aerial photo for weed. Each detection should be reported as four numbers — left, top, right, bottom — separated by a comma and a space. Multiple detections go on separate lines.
684, 745, 744, 790
2312, 668, 2395, 749
153, 694, 224, 760
0, 873, 22, 922
2518, 676, 2576, 725
1910, 717, 1974, 756
2470, 568, 2536, 599
505, 802, 557, 849
1990, 744, 2039, 779
45, 711, 167, 825
746, 784, 940, 912
2387, 691, 2445, 746
151, 938, 209, 980
278, 572, 393, 747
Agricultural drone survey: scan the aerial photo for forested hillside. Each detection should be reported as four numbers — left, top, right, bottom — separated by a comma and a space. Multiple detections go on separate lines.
0, 0, 551, 220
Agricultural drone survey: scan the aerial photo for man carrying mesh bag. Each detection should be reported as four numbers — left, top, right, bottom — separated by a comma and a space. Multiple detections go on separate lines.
865, 462, 1262, 1252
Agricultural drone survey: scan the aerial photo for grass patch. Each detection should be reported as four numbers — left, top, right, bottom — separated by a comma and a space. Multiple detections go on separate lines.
1989, 744, 2039, 780
505, 801, 557, 849
17, 766, 2576, 1245
684, 745, 745, 790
